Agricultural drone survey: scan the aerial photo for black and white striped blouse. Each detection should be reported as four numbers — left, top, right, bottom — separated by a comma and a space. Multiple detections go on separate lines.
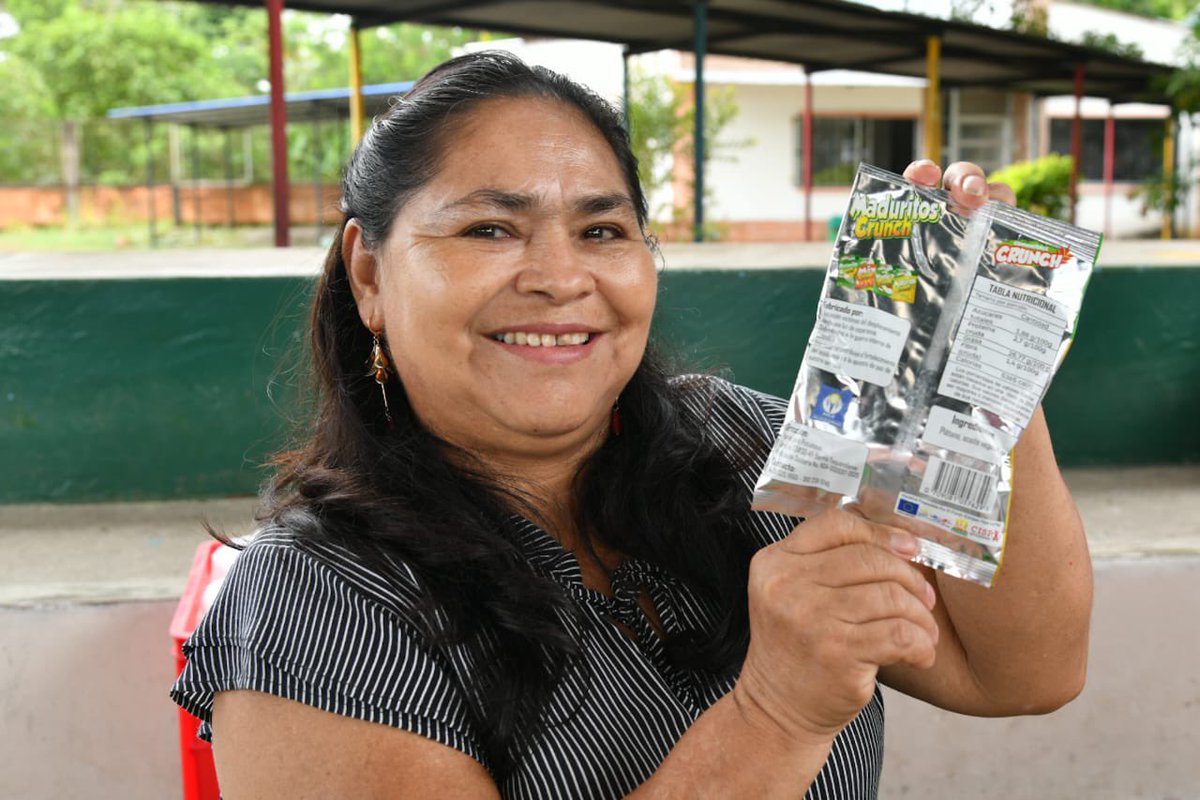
172, 378, 884, 799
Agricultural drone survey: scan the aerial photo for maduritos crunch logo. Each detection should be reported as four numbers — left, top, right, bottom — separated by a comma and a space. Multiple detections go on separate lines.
849, 191, 943, 239
994, 239, 1072, 269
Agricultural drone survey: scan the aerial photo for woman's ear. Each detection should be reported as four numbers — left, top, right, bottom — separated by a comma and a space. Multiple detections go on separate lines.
343, 219, 382, 330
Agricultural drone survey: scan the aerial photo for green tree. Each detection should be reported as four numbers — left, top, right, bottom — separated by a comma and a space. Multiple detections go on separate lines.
678, 84, 754, 239
0, 0, 256, 216
361, 23, 482, 85
0, 53, 57, 183
0, 0, 488, 213
1078, 30, 1145, 59
626, 71, 752, 240
7, 3, 237, 118
1165, 14, 1200, 113
1136, 15, 1199, 230
627, 69, 685, 215
1, 0, 74, 27
1071, 0, 1193, 20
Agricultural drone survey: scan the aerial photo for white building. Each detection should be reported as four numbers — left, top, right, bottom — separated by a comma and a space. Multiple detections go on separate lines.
467, 1, 1195, 240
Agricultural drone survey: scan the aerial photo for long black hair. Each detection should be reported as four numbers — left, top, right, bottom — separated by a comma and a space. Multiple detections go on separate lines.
262, 51, 761, 777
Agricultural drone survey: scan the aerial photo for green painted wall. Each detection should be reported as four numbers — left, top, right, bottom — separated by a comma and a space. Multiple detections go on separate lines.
1, 278, 308, 503
2, 267, 1197, 503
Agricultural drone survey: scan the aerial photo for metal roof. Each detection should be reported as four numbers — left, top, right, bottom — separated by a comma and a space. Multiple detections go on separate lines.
170, 0, 1174, 104
107, 81, 414, 126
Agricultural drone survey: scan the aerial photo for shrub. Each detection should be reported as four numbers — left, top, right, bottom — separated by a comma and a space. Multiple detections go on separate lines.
988, 154, 1074, 219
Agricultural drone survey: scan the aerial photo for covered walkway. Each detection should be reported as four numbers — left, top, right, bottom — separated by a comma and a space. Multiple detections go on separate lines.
168, 0, 1174, 244
107, 82, 414, 245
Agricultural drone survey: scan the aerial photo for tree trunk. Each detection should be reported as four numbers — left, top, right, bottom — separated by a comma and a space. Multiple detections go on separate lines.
61, 120, 80, 227
169, 124, 183, 226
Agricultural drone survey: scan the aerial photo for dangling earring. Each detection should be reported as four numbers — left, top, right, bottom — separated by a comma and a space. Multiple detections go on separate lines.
368, 331, 393, 425
610, 401, 622, 436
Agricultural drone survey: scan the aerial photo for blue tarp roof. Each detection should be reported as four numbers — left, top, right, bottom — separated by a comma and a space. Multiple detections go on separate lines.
107, 81, 414, 127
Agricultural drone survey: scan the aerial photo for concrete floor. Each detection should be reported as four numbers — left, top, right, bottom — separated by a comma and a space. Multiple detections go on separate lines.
882, 554, 1200, 800
2, 465, 1196, 607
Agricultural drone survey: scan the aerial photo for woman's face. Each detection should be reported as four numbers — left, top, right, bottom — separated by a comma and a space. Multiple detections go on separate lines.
351, 96, 657, 467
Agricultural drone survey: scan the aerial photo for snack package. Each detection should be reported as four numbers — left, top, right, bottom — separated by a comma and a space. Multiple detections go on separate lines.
753, 164, 1100, 587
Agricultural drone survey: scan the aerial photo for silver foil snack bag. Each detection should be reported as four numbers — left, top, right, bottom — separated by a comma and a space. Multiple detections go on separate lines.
753, 164, 1100, 586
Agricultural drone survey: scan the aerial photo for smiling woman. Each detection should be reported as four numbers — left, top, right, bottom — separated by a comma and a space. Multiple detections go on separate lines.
344, 96, 657, 481
170, 51, 1092, 800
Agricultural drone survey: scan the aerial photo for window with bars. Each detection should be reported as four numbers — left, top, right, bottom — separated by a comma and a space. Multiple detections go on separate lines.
1048, 118, 1163, 181
794, 116, 916, 186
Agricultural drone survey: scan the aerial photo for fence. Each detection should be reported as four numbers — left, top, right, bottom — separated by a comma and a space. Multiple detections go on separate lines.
0, 183, 344, 229
0, 116, 350, 229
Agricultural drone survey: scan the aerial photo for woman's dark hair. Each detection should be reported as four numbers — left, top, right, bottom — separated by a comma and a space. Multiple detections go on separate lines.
346, 49, 648, 247
262, 51, 760, 778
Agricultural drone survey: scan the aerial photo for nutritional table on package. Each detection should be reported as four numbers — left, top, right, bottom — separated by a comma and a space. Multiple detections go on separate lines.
938, 276, 1068, 427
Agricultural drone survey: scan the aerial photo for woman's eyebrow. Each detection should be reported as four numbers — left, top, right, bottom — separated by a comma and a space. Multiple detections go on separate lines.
434, 189, 634, 217
436, 188, 535, 215
575, 193, 635, 216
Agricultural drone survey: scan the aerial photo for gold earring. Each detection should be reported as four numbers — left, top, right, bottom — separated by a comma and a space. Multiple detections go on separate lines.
368, 331, 392, 424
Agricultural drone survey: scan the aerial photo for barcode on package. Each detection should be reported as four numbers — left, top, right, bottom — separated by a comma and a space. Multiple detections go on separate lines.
918, 457, 997, 513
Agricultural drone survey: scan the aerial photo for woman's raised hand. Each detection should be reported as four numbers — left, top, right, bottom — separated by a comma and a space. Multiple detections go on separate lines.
732, 509, 939, 744
903, 159, 1017, 211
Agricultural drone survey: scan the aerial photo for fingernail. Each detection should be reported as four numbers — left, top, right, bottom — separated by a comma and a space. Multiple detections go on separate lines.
963, 176, 986, 196
925, 581, 937, 609
890, 531, 917, 555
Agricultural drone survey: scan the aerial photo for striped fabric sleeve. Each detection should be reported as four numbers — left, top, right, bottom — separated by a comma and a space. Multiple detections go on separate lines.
170, 535, 487, 767
675, 375, 804, 549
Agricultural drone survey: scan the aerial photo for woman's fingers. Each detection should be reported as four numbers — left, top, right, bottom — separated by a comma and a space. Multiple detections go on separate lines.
943, 161, 1016, 207
903, 159, 940, 187
985, 180, 1017, 205
845, 617, 939, 671
904, 159, 1016, 208
779, 507, 916, 557
942, 161, 990, 210
741, 508, 945, 740
829, 579, 939, 639
756, 513, 941, 663
807, 544, 936, 610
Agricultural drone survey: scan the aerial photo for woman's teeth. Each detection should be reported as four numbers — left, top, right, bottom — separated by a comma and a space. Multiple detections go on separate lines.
495, 332, 591, 347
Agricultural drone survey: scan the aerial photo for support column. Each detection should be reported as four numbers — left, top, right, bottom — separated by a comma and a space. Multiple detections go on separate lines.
1162, 112, 1175, 240
243, 129, 254, 183
349, 20, 365, 144
224, 127, 236, 229
169, 124, 182, 225
144, 119, 157, 248
267, 0, 290, 247
1185, 112, 1195, 237
1103, 108, 1114, 239
924, 35, 941, 164
61, 120, 80, 227
803, 68, 813, 242
191, 124, 202, 243
693, 0, 707, 243
1069, 64, 1084, 226
313, 113, 323, 242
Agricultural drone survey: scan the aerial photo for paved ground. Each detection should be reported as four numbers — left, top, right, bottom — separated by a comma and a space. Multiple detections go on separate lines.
1, 464, 1196, 607
2, 238, 1199, 280
1, 467, 1196, 799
